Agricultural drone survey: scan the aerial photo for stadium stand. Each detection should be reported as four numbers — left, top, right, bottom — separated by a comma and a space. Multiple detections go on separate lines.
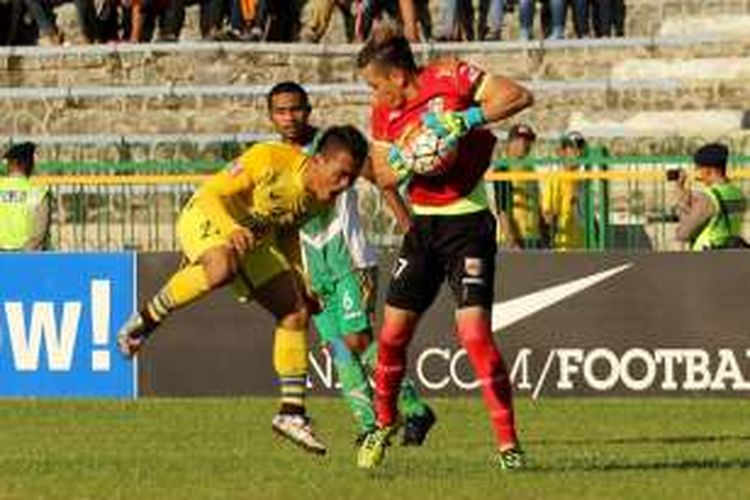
1, 0, 749, 251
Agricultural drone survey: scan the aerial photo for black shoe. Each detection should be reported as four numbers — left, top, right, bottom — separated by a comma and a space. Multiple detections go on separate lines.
401, 406, 436, 446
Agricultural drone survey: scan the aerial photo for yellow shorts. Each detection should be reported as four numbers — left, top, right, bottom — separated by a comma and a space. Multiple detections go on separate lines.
176, 202, 291, 295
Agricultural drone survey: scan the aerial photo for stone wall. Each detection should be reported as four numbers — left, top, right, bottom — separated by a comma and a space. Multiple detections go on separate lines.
3, 38, 748, 87
3, 80, 747, 138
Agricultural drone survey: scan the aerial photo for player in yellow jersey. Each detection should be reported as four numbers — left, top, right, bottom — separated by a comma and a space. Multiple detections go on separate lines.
116, 126, 369, 455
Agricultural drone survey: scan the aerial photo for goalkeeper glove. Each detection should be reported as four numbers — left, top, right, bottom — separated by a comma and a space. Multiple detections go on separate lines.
421, 106, 487, 140
386, 144, 414, 183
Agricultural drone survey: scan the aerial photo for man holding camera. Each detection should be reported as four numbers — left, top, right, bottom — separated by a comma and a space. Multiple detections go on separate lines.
674, 143, 747, 251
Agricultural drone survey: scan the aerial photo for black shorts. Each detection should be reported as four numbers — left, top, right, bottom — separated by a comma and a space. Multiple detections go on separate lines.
386, 209, 497, 313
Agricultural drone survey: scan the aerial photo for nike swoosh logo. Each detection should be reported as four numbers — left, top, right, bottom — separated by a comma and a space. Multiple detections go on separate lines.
492, 264, 632, 332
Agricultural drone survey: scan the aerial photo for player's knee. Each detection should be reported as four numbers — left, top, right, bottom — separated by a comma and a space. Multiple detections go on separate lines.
201, 249, 238, 288
456, 310, 494, 349
344, 332, 372, 355
378, 328, 409, 349
278, 308, 309, 331
378, 306, 418, 348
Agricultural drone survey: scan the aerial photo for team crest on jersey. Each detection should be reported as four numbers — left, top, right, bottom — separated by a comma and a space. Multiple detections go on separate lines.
388, 110, 403, 122
464, 258, 483, 277
428, 97, 445, 114
461, 63, 484, 85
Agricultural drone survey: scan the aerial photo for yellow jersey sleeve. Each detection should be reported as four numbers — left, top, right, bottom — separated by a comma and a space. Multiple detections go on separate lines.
192, 146, 270, 235
191, 143, 309, 236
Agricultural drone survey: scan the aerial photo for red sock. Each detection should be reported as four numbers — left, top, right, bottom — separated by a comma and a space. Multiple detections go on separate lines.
373, 319, 412, 427
456, 314, 518, 448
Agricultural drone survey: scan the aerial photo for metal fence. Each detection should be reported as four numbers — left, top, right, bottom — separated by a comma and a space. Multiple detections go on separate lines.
488, 151, 750, 251
27, 153, 750, 252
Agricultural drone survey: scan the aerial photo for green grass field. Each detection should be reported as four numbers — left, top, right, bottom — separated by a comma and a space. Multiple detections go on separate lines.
1, 397, 748, 499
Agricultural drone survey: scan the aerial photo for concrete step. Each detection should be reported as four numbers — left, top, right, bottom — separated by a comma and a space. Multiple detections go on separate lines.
1, 79, 747, 139
2, 36, 748, 88
612, 56, 750, 80
658, 14, 750, 39
612, 0, 750, 39
569, 110, 750, 137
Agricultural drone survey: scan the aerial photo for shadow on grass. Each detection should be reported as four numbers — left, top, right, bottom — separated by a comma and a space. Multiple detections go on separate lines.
530, 434, 750, 447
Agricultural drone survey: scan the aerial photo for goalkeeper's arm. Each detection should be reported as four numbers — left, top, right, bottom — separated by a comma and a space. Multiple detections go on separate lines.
473, 75, 534, 125
423, 76, 534, 139
361, 151, 413, 233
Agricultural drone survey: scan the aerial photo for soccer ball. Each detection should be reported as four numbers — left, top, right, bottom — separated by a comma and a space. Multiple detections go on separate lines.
397, 125, 458, 176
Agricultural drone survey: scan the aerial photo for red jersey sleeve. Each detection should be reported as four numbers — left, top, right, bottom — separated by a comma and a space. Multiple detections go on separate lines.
370, 103, 391, 142
454, 60, 487, 101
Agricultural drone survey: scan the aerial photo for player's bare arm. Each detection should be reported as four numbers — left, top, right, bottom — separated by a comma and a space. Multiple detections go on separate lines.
381, 186, 413, 233
474, 75, 534, 124
361, 152, 413, 231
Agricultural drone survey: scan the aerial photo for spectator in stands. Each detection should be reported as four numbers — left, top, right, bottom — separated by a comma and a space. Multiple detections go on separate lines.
1, 0, 35, 45
542, 131, 587, 250
22, 0, 65, 45
437, 0, 474, 41
0, 142, 51, 251
301, 0, 423, 43
568, 0, 590, 38
674, 143, 747, 251
206, 0, 261, 40
591, 0, 625, 37
74, 0, 120, 43
126, 0, 184, 42
400, 0, 427, 42
300, 0, 359, 42
194, 0, 228, 40
263, 0, 301, 40
496, 124, 547, 250
227, 0, 266, 40
0, 0, 63, 45
478, 0, 505, 40
519, 0, 565, 40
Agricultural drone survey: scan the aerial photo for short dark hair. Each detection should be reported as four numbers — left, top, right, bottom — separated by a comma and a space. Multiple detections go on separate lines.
3, 142, 36, 167
267, 81, 310, 111
356, 21, 417, 73
560, 131, 586, 150
317, 125, 369, 172
694, 142, 729, 173
508, 123, 536, 142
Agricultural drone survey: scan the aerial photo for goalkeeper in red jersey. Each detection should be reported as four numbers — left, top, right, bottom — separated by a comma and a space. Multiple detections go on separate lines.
355, 21, 534, 470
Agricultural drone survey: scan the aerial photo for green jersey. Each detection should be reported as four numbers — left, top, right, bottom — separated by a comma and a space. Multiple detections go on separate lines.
300, 188, 378, 294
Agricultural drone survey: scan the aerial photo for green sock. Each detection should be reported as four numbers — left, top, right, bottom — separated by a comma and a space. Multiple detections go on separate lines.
334, 355, 376, 433
361, 342, 428, 419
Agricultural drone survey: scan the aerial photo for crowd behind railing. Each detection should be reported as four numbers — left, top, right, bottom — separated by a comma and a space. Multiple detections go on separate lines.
0, 0, 626, 46
2, 132, 748, 253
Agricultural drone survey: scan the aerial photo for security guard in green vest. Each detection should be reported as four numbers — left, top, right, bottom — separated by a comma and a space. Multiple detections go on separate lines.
0, 142, 51, 251
675, 143, 747, 250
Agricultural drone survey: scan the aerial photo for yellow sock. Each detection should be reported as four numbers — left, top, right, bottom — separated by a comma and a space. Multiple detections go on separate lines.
145, 264, 211, 322
273, 326, 309, 410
